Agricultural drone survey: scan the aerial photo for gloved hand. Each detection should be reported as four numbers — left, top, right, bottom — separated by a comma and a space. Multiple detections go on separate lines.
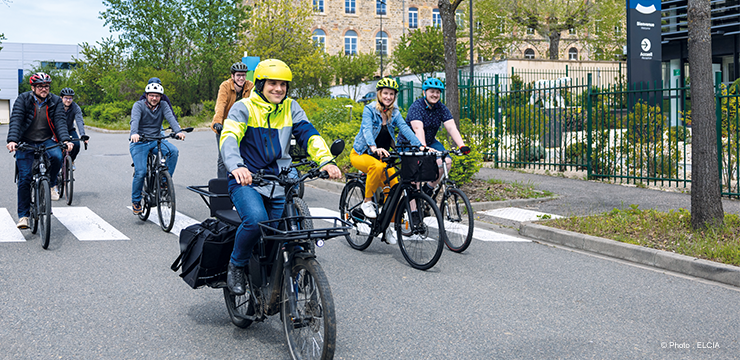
460, 146, 471, 155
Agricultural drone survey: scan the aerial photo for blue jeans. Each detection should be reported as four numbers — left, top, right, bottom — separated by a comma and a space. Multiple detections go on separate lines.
228, 179, 285, 267
15, 138, 63, 218
130, 140, 179, 203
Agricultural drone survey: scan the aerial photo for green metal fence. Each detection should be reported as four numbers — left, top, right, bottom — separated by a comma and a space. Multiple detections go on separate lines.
453, 70, 740, 198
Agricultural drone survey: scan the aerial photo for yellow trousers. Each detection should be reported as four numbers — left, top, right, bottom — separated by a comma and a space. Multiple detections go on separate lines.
350, 149, 398, 199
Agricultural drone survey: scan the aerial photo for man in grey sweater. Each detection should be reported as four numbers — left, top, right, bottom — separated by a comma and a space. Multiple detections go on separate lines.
129, 82, 186, 214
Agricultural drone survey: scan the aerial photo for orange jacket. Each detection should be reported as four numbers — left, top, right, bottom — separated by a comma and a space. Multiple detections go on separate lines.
211, 77, 254, 133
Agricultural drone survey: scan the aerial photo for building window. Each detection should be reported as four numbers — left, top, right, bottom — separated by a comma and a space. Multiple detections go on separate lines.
376, 31, 388, 55
409, 7, 418, 29
376, 0, 386, 15
524, 49, 535, 59
345, 0, 355, 14
526, 27, 535, 35
433, 9, 441, 28
456, 10, 465, 28
568, 28, 575, 35
313, 0, 324, 12
40, 61, 77, 70
312, 29, 326, 50
344, 30, 358, 55
568, 47, 578, 60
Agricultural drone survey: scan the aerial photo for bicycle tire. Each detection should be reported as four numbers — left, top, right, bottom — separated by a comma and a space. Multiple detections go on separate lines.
282, 257, 336, 360
295, 167, 305, 199
38, 179, 52, 249
64, 155, 74, 205
157, 171, 176, 232
292, 197, 314, 230
58, 162, 65, 199
339, 181, 373, 251
223, 287, 255, 328
440, 187, 474, 253
396, 192, 444, 270
30, 183, 38, 234
138, 174, 151, 221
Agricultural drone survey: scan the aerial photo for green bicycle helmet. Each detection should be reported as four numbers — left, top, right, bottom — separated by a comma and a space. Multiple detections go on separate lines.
422, 78, 445, 91
376, 78, 399, 92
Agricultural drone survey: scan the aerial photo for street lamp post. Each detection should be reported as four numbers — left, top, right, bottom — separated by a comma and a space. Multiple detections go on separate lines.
379, 0, 386, 78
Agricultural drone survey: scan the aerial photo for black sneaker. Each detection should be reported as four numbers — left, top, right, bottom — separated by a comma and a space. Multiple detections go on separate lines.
227, 262, 247, 295
422, 183, 434, 197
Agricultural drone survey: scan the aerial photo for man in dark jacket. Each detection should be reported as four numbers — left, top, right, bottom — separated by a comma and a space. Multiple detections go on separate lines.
6, 72, 72, 229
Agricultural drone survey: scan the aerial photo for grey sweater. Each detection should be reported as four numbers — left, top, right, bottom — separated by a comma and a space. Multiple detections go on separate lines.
130, 99, 182, 139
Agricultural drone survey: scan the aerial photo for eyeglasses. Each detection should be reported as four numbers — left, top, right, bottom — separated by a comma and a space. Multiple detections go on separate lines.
34, 84, 50, 89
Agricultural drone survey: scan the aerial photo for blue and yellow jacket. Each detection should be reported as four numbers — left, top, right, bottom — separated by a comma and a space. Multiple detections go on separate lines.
219, 91, 333, 184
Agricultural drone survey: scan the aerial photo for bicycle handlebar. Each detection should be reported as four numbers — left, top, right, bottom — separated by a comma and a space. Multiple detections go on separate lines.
139, 127, 194, 142
15, 141, 66, 153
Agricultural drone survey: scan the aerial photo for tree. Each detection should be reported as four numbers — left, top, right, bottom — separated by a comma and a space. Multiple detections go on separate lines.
330, 52, 379, 101
688, 0, 724, 229
0, 33, 5, 52
243, 0, 330, 97
474, 0, 623, 60
72, 37, 127, 105
391, 26, 468, 81
438, 0, 466, 128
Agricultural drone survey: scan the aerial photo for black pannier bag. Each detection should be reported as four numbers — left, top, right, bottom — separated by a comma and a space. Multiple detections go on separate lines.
400, 154, 439, 183
171, 218, 236, 289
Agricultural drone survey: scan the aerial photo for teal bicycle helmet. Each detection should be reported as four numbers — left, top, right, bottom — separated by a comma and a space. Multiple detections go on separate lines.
422, 78, 445, 91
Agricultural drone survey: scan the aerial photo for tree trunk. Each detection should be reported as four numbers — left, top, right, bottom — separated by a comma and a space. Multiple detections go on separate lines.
688, 0, 724, 229
439, 0, 462, 128
547, 31, 561, 60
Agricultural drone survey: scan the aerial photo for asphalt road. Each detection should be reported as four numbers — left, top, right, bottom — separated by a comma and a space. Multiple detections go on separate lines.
1, 125, 738, 359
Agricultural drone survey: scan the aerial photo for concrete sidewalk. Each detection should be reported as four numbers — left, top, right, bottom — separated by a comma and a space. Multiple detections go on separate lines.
308, 169, 740, 287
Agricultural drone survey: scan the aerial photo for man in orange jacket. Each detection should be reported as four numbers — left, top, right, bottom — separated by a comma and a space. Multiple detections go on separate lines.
211, 62, 254, 178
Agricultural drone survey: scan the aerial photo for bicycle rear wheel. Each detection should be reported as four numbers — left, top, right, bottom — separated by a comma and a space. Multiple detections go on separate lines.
223, 287, 255, 328
30, 184, 38, 234
339, 181, 373, 250
441, 187, 474, 253
64, 155, 74, 205
38, 179, 52, 249
157, 170, 176, 232
396, 192, 444, 270
282, 257, 336, 360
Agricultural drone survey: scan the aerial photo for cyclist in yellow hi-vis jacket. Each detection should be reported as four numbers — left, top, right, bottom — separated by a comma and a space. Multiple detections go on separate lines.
219, 59, 341, 295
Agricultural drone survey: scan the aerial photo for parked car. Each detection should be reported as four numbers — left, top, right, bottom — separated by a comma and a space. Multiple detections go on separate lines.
357, 92, 376, 104
332, 94, 350, 100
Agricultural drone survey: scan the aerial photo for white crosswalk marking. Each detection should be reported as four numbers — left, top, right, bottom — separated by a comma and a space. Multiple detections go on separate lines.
53, 207, 129, 241
127, 206, 200, 237
310, 207, 530, 242
0, 208, 26, 242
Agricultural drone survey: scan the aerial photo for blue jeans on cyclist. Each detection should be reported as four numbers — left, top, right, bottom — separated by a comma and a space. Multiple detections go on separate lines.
129, 140, 179, 203
15, 138, 63, 218
228, 179, 286, 267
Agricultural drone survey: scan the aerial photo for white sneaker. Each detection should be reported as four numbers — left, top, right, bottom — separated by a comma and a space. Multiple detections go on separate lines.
361, 201, 377, 218
50, 186, 60, 201
384, 226, 397, 245
17, 217, 29, 229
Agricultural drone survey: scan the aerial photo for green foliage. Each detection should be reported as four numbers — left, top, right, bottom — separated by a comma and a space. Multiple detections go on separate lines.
626, 100, 666, 144
667, 126, 690, 143
297, 98, 363, 172
85, 100, 135, 123
330, 52, 379, 101
438, 125, 484, 184
391, 26, 468, 79
504, 105, 546, 141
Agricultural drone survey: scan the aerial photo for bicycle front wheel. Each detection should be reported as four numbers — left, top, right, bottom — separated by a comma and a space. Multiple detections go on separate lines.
441, 187, 474, 253
38, 179, 52, 249
30, 183, 38, 234
396, 192, 444, 270
156, 170, 176, 232
339, 181, 373, 250
282, 257, 336, 360
138, 174, 151, 221
64, 155, 74, 205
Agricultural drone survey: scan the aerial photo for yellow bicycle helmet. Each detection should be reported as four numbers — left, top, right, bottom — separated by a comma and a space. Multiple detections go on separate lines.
254, 59, 293, 82
376, 77, 399, 92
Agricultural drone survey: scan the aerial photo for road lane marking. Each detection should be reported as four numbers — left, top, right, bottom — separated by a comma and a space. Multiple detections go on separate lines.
0, 208, 27, 242
127, 206, 199, 237
52, 207, 129, 241
310, 207, 530, 242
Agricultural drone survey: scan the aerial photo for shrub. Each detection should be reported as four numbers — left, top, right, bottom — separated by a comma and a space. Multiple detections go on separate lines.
504, 105, 546, 141
86, 100, 135, 123
438, 132, 483, 185
626, 100, 666, 145
666, 126, 690, 143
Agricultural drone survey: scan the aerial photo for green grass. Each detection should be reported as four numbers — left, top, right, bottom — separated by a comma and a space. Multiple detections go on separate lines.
540, 205, 740, 267
483, 178, 553, 201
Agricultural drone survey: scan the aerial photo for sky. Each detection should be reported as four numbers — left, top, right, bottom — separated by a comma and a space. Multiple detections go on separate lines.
0, 0, 115, 46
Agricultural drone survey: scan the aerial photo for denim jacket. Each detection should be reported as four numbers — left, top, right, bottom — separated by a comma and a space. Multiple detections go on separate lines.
353, 101, 421, 155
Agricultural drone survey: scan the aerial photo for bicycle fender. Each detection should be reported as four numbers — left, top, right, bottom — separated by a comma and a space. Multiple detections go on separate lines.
293, 251, 316, 261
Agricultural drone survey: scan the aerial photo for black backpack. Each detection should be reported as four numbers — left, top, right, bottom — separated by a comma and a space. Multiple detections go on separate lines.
170, 218, 236, 289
